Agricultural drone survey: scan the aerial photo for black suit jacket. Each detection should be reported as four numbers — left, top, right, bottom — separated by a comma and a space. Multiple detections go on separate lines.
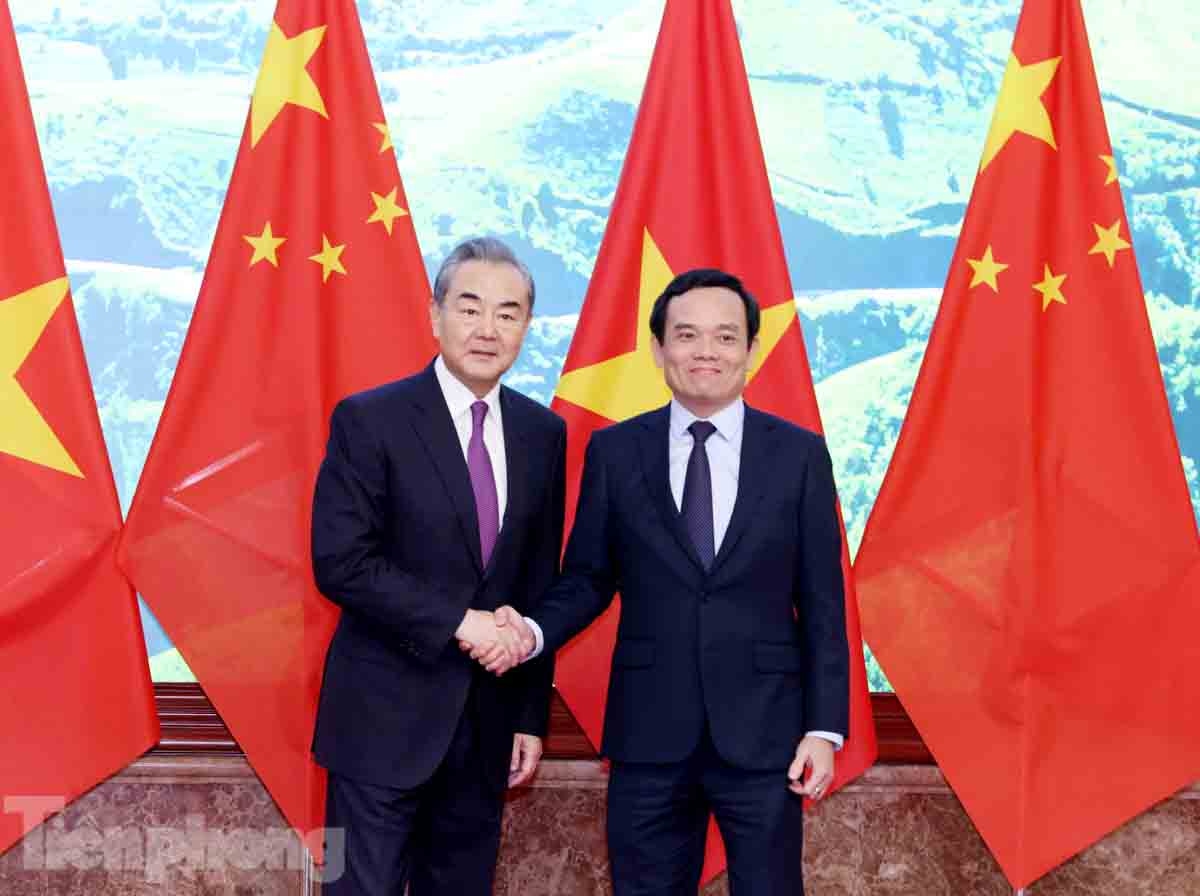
534, 403, 848, 770
310, 363, 566, 789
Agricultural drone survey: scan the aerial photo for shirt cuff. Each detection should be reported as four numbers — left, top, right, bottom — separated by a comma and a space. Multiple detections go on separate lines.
805, 730, 844, 751
523, 617, 544, 661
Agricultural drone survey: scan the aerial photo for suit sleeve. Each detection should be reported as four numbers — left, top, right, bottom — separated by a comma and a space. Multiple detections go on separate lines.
510, 419, 567, 737
796, 435, 851, 736
311, 398, 473, 663
530, 433, 620, 654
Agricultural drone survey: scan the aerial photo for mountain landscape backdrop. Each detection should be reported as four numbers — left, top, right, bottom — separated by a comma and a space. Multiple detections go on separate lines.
11, 0, 1198, 689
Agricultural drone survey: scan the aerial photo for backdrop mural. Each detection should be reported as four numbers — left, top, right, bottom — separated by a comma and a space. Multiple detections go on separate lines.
11, 0, 1198, 688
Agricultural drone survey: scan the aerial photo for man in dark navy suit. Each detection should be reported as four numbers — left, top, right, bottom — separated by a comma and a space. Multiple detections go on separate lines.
309, 237, 566, 895
480, 269, 849, 895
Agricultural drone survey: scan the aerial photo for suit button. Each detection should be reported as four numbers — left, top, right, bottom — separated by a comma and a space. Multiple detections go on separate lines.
699, 590, 710, 602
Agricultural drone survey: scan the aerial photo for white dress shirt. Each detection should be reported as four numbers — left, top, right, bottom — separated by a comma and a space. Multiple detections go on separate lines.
434, 355, 507, 524
525, 395, 842, 751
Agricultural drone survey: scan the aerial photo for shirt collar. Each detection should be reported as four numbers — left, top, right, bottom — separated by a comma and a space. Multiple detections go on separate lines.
434, 355, 502, 422
669, 397, 745, 443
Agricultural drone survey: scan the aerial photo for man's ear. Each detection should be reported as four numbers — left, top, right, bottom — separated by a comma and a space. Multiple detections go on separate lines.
429, 299, 441, 341
650, 334, 665, 370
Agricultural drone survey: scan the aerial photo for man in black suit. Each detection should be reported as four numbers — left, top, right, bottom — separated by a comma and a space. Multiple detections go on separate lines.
309, 237, 566, 895
478, 268, 848, 895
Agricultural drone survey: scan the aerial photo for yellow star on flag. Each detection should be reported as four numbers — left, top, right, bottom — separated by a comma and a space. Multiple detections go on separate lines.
1100, 154, 1119, 186
980, 53, 1061, 171
966, 245, 1009, 292
1033, 263, 1067, 312
373, 122, 393, 153
554, 229, 796, 422
243, 221, 286, 267
250, 22, 328, 148
367, 188, 408, 235
1088, 219, 1131, 268
0, 277, 83, 477
309, 234, 347, 283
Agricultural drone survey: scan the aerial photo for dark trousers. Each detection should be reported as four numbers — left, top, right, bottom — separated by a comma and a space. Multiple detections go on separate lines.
321, 700, 506, 896
606, 727, 805, 896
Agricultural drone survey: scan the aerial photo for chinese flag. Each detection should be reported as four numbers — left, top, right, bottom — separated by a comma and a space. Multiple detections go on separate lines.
118, 0, 435, 850
0, 2, 157, 855
854, 0, 1200, 887
551, 0, 877, 880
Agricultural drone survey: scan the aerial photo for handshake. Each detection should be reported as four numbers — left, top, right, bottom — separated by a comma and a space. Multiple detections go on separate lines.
455, 606, 536, 676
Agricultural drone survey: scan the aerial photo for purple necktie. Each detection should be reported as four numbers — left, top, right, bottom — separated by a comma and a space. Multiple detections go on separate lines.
468, 400, 499, 567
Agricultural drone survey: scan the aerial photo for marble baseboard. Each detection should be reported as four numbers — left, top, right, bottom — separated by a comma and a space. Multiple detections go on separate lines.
2, 757, 1197, 894
0, 756, 309, 895
497, 762, 609, 896
497, 763, 1012, 896
1029, 790, 1200, 895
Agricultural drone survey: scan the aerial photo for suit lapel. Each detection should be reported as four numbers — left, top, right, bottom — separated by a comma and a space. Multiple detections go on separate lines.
636, 406, 706, 575
408, 364, 484, 574
486, 387, 530, 578
712, 405, 774, 574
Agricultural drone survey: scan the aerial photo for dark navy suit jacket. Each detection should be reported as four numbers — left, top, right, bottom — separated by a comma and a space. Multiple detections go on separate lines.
310, 363, 565, 790
534, 402, 849, 770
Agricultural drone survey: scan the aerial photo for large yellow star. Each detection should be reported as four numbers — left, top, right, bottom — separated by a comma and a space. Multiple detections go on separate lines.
1033, 264, 1067, 312
554, 230, 796, 422
250, 22, 328, 148
309, 234, 347, 283
1088, 219, 1131, 268
979, 53, 1061, 171
243, 221, 286, 267
367, 188, 408, 235
966, 245, 1009, 293
373, 122, 393, 153
0, 277, 83, 477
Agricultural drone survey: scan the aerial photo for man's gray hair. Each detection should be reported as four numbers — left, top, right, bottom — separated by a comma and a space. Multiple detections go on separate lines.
432, 237, 536, 310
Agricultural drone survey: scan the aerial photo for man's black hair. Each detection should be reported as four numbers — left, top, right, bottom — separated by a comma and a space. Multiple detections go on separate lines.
648, 268, 760, 347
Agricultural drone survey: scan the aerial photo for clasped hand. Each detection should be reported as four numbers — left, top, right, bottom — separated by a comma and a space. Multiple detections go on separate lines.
456, 606, 535, 675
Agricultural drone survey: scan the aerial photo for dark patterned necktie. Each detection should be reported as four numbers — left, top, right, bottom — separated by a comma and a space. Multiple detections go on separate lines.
680, 420, 717, 570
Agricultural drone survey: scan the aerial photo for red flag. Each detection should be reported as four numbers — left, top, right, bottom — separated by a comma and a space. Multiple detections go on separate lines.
117, 0, 436, 850
854, 0, 1200, 886
550, 0, 877, 880
0, 1, 157, 855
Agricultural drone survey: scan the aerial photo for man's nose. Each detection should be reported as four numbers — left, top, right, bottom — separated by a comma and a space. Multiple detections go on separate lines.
476, 315, 498, 338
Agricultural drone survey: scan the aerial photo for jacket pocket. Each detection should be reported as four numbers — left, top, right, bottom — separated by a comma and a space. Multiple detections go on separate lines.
753, 642, 803, 673
612, 638, 656, 669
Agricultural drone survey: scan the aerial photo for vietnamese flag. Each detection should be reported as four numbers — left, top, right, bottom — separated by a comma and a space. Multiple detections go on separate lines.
854, 0, 1200, 886
118, 0, 436, 850
0, 0, 157, 855
550, 0, 877, 880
